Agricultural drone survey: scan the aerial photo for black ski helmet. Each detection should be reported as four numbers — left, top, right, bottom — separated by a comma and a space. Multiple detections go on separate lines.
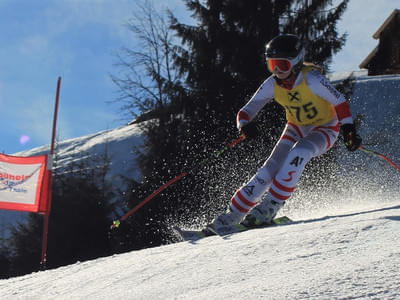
265, 34, 305, 75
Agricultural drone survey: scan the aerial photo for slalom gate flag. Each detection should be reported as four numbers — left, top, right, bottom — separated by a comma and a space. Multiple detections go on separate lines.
0, 153, 51, 214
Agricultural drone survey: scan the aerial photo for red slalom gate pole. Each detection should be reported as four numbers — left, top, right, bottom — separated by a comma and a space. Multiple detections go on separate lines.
359, 146, 400, 172
40, 76, 61, 268
111, 134, 246, 229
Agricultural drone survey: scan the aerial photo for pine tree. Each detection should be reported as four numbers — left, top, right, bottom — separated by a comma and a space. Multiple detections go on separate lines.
171, 0, 349, 109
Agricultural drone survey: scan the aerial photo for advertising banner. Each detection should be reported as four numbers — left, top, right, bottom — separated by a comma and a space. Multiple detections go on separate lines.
0, 154, 50, 214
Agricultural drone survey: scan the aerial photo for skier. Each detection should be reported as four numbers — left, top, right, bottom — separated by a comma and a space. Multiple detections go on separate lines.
210, 34, 362, 231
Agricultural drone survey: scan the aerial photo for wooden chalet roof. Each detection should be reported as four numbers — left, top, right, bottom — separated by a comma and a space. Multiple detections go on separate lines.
372, 9, 400, 39
359, 9, 400, 69
359, 46, 378, 69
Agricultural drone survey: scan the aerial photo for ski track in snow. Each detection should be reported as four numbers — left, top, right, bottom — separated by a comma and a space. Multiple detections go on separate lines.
1, 201, 399, 299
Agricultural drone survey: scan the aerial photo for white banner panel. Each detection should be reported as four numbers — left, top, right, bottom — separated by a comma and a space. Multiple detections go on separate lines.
0, 154, 50, 213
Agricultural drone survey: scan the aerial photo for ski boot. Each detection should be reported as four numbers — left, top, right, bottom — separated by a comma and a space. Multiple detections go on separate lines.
208, 208, 245, 232
241, 198, 284, 227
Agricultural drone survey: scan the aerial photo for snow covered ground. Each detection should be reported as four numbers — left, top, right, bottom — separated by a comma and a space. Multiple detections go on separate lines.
1, 197, 399, 299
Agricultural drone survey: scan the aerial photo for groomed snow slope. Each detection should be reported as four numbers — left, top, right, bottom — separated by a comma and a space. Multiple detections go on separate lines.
1, 199, 399, 299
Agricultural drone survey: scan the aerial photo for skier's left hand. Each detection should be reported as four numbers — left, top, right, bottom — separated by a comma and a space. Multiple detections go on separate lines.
240, 122, 259, 139
341, 123, 362, 151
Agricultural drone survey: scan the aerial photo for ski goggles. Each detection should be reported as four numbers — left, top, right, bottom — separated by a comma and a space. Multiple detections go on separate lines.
267, 58, 293, 73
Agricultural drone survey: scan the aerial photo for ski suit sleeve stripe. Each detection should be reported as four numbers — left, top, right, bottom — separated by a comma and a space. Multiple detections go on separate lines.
335, 102, 352, 121
236, 77, 274, 129
306, 69, 353, 125
236, 111, 250, 124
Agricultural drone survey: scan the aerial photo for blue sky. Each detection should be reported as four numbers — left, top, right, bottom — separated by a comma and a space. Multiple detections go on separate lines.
0, 0, 398, 154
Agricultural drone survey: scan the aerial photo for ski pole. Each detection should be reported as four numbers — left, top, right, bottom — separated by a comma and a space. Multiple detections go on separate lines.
111, 171, 188, 229
359, 146, 400, 172
111, 134, 246, 229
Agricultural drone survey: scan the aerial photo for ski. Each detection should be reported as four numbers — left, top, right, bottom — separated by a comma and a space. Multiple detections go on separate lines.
173, 226, 216, 242
207, 216, 292, 236
174, 216, 292, 241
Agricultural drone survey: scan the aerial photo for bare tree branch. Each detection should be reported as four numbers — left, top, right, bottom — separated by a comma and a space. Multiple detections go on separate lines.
110, 0, 183, 122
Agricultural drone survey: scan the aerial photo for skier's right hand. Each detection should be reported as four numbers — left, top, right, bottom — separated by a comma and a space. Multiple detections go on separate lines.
240, 122, 259, 139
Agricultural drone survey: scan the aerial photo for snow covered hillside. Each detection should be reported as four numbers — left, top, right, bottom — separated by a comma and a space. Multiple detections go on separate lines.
14, 123, 145, 183
1, 199, 399, 299
334, 72, 400, 195
332, 71, 400, 154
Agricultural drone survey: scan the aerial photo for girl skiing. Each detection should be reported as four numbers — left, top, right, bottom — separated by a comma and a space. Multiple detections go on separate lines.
211, 34, 362, 230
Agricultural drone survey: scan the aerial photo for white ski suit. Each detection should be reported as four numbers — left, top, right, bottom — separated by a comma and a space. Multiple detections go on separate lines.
230, 65, 354, 214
